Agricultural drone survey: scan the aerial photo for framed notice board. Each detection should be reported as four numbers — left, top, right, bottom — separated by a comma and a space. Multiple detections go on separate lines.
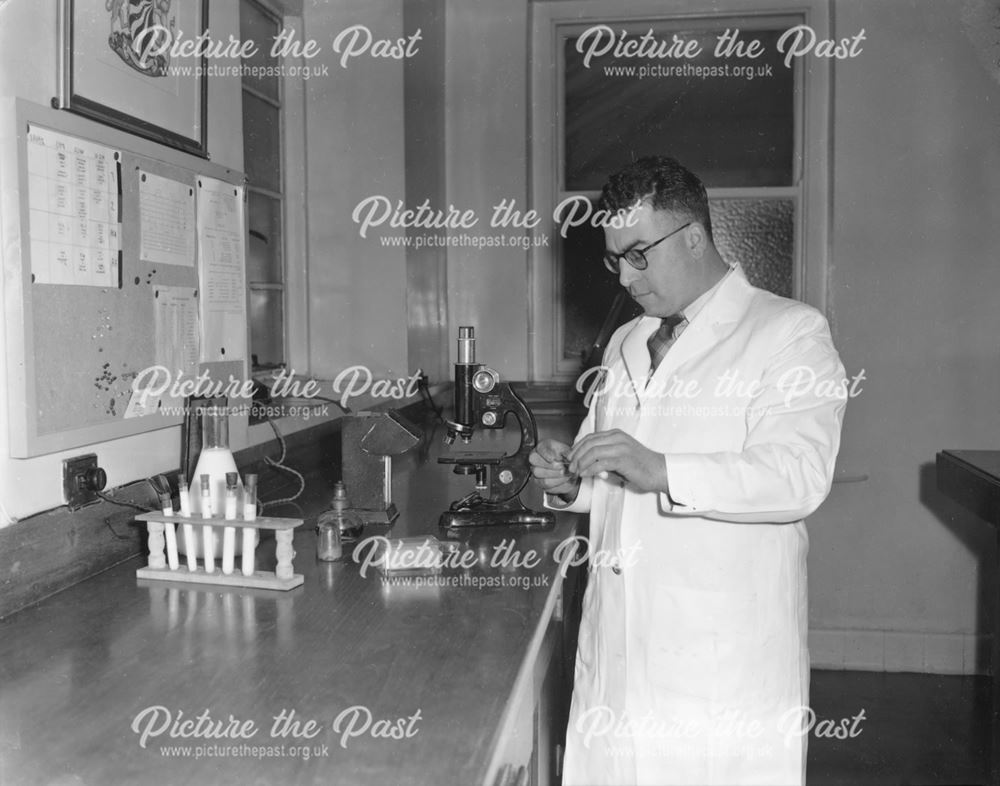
1, 98, 247, 458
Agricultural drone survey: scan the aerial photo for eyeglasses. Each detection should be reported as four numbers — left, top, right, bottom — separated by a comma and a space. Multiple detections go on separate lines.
603, 222, 692, 274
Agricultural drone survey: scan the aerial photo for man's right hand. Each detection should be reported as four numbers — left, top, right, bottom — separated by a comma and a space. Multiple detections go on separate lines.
529, 438, 581, 503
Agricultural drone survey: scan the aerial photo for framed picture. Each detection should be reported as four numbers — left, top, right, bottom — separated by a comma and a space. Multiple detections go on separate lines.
57, 0, 209, 157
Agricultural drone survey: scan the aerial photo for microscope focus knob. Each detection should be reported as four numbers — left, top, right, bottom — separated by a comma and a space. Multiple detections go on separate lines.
481, 411, 498, 427
472, 368, 498, 393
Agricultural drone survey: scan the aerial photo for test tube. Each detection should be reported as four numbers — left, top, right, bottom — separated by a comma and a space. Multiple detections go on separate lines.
222, 472, 238, 575
178, 474, 192, 515
241, 474, 258, 577
178, 474, 197, 572
158, 491, 179, 571
201, 474, 215, 573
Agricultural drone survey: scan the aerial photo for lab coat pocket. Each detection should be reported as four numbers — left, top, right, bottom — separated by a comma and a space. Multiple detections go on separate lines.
647, 585, 758, 703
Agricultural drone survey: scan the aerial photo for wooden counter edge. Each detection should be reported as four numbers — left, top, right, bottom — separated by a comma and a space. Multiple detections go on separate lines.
481, 513, 584, 786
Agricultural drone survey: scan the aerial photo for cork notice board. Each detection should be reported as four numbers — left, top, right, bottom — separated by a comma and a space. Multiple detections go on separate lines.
1, 99, 246, 458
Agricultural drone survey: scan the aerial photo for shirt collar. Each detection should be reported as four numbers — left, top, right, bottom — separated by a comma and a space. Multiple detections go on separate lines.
679, 265, 734, 323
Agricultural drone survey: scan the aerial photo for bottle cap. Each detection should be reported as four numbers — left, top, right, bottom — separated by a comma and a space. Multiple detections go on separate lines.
244, 473, 258, 506
178, 473, 188, 490
226, 472, 238, 489
200, 474, 210, 492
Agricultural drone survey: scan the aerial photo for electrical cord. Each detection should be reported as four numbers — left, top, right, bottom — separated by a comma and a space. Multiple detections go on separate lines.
417, 372, 444, 421
103, 516, 135, 540
274, 395, 350, 416
95, 489, 156, 513
302, 395, 351, 414
258, 414, 306, 512
94, 476, 175, 543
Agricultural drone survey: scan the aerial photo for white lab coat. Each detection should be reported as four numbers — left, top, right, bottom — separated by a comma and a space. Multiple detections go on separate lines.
554, 267, 846, 786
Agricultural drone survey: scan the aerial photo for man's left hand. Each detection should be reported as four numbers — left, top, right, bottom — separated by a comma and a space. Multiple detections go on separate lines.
567, 429, 668, 494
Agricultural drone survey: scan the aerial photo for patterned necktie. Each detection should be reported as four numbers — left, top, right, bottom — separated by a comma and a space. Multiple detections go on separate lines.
647, 314, 686, 375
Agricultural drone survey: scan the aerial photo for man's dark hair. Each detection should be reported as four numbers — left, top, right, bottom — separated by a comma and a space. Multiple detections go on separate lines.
598, 156, 713, 240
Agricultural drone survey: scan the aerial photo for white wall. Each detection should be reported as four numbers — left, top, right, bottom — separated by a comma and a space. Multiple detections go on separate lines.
444, 0, 530, 377
303, 0, 410, 379
805, 0, 1000, 673
0, 0, 244, 522
404, 0, 449, 382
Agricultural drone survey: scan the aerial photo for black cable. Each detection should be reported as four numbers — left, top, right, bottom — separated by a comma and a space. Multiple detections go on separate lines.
259, 414, 306, 512
103, 516, 134, 540
95, 490, 156, 512
418, 372, 444, 421
301, 395, 351, 414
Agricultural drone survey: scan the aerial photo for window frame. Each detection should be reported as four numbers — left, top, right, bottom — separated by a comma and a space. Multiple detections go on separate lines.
239, 0, 309, 374
528, 0, 831, 381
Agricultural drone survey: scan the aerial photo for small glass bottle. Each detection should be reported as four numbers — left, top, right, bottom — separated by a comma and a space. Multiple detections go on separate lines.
316, 513, 342, 562
332, 481, 363, 541
316, 481, 362, 561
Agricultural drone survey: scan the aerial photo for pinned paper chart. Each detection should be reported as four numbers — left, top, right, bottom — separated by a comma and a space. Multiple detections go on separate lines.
125, 285, 201, 419
4, 101, 248, 457
197, 177, 247, 363
26, 124, 120, 287
139, 170, 195, 268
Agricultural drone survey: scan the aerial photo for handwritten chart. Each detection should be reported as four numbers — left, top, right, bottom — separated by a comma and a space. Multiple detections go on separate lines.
26, 124, 120, 287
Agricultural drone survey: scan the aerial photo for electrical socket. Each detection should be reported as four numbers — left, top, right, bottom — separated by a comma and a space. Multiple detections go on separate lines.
63, 453, 106, 510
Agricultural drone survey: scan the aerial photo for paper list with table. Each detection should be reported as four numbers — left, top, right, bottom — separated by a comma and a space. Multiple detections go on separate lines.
25, 124, 120, 287
197, 177, 247, 363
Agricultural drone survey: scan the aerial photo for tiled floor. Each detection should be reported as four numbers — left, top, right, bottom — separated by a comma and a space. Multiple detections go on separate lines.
807, 670, 991, 785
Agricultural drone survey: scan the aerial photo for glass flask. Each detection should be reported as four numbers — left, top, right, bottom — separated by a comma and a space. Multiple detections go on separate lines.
179, 405, 247, 559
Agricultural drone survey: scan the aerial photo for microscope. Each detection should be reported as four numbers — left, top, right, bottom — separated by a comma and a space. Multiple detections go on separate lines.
438, 326, 555, 529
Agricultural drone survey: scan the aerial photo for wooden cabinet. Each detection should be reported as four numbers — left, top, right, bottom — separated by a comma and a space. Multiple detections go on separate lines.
487, 559, 585, 786
937, 450, 1000, 785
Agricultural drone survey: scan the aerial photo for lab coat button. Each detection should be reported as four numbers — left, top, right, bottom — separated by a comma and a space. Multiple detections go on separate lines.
611, 563, 622, 575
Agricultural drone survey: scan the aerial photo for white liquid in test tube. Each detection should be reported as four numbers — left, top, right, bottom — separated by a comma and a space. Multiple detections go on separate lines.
178, 475, 197, 571
159, 492, 180, 571
222, 472, 238, 575
241, 474, 258, 577
201, 474, 215, 573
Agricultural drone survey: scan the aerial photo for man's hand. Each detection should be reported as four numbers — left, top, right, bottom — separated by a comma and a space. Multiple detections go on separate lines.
529, 438, 581, 502
567, 429, 668, 494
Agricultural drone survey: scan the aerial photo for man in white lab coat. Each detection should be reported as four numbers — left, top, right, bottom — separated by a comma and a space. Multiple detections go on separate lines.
530, 157, 846, 785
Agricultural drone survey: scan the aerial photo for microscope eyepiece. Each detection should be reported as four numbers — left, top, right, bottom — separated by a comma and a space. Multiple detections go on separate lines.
457, 326, 476, 365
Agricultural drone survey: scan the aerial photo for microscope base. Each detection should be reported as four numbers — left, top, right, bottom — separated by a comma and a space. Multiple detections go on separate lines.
439, 501, 555, 529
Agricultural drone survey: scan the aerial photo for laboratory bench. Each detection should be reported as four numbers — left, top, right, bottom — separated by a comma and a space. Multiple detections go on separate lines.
0, 412, 586, 786
936, 449, 1000, 785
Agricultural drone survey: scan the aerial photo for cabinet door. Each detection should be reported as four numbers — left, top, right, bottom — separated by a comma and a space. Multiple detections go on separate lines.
534, 619, 562, 786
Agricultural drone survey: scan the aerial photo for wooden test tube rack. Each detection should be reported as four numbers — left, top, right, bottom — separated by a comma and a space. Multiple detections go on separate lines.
135, 512, 304, 591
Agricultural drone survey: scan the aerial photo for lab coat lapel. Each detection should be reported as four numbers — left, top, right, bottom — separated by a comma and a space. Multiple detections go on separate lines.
615, 317, 660, 409
645, 267, 750, 387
